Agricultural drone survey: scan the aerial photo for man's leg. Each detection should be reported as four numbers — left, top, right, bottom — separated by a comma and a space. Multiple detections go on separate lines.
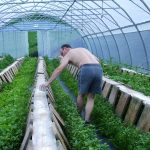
76, 93, 84, 113
85, 93, 95, 122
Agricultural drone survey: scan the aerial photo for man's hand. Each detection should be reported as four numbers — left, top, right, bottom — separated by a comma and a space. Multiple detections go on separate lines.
40, 82, 49, 91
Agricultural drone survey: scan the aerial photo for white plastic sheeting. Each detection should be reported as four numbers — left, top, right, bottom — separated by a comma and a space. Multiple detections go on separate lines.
0, 0, 150, 34
37, 30, 82, 58
0, 31, 28, 58
0, 0, 149, 73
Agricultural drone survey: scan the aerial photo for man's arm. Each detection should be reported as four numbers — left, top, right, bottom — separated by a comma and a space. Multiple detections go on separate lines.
47, 58, 68, 84
40, 55, 69, 89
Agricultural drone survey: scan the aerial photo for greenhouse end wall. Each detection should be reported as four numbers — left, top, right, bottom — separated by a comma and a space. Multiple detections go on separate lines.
0, 31, 29, 58
37, 30, 85, 58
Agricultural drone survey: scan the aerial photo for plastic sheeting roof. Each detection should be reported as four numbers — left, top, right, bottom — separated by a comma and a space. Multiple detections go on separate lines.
0, 0, 150, 35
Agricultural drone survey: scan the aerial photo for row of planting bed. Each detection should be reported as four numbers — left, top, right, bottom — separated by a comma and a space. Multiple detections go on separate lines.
21, 57, 70, 150
49, 59, 150, 150
1, 56, 149, 150
0, 57, 37, 150
66, 62, 150, 131
101, 62, 150, 96
45, 57, 109, 150
0, 57, 24, 85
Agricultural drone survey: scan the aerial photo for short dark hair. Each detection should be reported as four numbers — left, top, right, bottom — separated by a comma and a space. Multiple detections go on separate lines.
61, 44, 72, 49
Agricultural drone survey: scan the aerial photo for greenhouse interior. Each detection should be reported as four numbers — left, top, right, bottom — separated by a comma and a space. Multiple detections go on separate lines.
0, 0, 150, 150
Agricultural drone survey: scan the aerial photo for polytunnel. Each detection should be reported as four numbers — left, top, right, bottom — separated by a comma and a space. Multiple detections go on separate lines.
0, 0, 150, 150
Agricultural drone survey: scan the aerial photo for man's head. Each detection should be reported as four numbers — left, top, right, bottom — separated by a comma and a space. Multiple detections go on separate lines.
60, 44, 72, 56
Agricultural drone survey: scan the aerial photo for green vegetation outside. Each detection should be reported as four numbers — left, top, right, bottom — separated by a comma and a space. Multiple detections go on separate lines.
28, 32, 38, 57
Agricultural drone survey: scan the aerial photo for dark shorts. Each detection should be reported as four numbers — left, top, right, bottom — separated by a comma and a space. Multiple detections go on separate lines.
78, 64, 103, 94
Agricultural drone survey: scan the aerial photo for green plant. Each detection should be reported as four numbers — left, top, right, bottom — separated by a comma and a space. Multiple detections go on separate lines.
0, 57, 37, 150
45, 58, 109, 150
28, 32, 38, 57
101, 61, 150, 96
0, 55, 14, 71
58, 63, 150, 150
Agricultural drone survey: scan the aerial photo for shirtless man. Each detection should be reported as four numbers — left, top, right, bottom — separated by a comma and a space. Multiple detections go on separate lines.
41, 44, 103, 123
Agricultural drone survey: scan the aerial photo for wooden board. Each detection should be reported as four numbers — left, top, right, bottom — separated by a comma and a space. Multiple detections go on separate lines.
52, 114, 70, 149
52, 122, 67, 150
56, 140, 64, 150
0, 74, 7, 83
49, 103, 65, 126
20, 125, 32, 150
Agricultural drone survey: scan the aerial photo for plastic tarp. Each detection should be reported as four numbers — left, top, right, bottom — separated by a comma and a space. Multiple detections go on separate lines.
0, 31, 28, 58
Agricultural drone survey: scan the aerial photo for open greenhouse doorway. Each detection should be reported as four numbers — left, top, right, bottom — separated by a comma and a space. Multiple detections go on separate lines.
28, 32, 38, 57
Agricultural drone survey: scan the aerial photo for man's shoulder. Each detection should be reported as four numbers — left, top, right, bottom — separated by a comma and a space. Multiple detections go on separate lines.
72, 47, 86, 50
69, 48, 87, 53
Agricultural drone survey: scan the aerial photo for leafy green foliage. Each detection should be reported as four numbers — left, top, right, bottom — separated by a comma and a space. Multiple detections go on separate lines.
45, 58, 109, 150
28, 32, 38, 57
92, 96, 150, 150
58, 64, 150, 150
0, 57, 37, 150
101, 62, 150, 96
0, 55, 14, 71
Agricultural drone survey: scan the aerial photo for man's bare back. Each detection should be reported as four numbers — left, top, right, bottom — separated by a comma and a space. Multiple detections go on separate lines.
63, 48, 99, 68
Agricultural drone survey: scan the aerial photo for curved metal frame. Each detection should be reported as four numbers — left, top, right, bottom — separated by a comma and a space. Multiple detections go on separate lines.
83, 1, 121, 63
94, 1, 132, 65
0, 0, 149, 71
113, 0, 149, 70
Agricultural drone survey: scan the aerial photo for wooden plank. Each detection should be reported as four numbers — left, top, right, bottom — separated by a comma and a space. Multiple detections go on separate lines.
26, 140, 32, 150
52, 114, 70, 149
101, 80, 106, 90
20, 125, 32, 150
26, 111, 33, 129
49, 103, 65, 126
72, 68, 78, 78
3, 73, 10, 82
121, 68, 136, 75
52, 122, 67, 150
7, 71, 13, 81
0, 74, 7, 83
10, 68, 15, 76
12, 65, 17, 74
47, 88, 55, 103
4, 72, 12, 82
15, 62, 20, 69
0, 77, 2, 85
108, 85, 120, 106
56, 140, 64, 150
8, 67, 14, 77
71, 66, 76, 75
137, 102, 150, 132
124, 96, 143, 124
7, 70, 13, 80
69, 65, 73, 73
74, 69, 79, 80
102, 82, 112, 98
14, 64, 19, 73
115, 92, 131, 119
